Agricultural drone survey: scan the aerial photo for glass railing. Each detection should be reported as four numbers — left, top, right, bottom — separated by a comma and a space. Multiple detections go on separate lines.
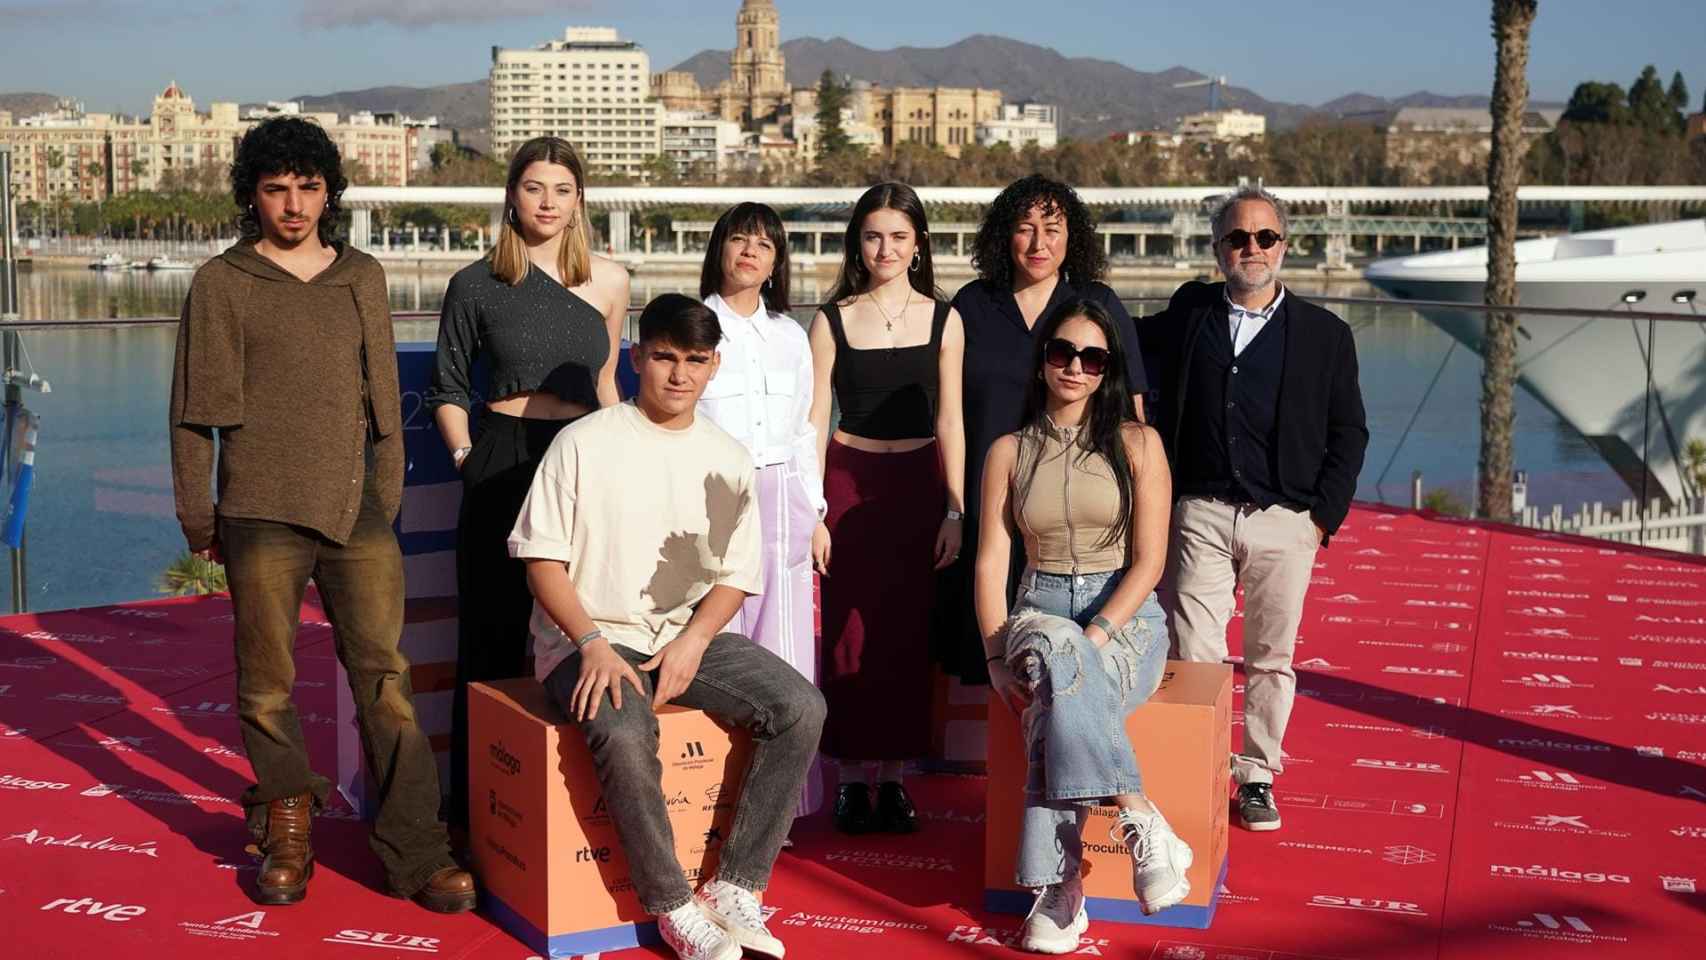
1, 285, 1701, 613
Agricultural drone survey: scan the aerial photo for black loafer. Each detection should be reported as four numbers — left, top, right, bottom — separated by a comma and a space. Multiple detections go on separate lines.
875, 780, 919, 834
833, 783, 874, 834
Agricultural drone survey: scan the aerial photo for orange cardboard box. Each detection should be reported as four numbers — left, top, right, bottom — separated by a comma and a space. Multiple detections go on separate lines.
469, 678, 754, 956
984, 660, 1232, 928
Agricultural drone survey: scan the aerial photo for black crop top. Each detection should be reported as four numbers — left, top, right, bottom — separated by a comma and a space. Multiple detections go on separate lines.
825, 299, 948, 441
425, 260, 610, 412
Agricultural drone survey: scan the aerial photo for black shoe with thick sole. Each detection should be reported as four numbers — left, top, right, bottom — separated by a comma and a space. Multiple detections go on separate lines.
875, 781, 919, 834
833, 782, 874, 834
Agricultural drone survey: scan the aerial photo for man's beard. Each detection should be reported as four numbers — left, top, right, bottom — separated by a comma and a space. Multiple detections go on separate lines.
1225, 260, 1273, 293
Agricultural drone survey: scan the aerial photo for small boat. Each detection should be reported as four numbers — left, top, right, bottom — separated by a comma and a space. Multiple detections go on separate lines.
146, 256, 195, 271
88, 252, 133, 270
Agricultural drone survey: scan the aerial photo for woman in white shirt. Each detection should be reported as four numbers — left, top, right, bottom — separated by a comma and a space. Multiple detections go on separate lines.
697, 203, 825, 815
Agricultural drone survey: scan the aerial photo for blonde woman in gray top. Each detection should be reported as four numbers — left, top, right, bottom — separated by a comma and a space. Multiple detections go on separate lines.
974, 298, 1190, 952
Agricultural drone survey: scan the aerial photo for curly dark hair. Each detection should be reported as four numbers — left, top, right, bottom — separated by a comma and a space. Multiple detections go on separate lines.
230, 117, 348, 245
970, 174, 1106, 289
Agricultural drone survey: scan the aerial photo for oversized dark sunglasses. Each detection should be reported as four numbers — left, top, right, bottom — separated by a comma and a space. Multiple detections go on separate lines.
1219, 228, 1285, 250
1043, 338, 1111, 376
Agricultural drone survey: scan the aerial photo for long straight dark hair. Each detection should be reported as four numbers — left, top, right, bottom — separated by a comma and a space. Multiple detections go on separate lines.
1015, 298, 1138, 551
699, 202, 791, 313
826, 181, 940, 304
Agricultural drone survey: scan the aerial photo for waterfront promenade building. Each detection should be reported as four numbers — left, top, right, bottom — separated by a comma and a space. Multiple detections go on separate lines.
489, 27, 661, 176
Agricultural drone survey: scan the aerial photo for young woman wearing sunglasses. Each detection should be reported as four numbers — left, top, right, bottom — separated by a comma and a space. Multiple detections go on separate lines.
974, 298, 1190, 951
807, 182, 966, 835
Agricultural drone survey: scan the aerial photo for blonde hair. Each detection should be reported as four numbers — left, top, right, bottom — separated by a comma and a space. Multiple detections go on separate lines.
489, 137, 592, 287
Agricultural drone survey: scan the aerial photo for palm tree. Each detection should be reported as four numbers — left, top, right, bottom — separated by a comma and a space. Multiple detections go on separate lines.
157, 552, 227, 596
1478, 0, 1540, 522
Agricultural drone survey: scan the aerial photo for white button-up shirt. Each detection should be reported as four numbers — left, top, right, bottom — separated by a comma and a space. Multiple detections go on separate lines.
1225, 284, 1286, 357
698, 293, 826, 516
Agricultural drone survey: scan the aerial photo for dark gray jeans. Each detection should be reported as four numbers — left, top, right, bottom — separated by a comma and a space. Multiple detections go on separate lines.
544, 633, 826, 914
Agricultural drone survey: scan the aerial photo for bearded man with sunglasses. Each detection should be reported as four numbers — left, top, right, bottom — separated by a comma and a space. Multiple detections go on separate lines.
1140, 185, 1367, 833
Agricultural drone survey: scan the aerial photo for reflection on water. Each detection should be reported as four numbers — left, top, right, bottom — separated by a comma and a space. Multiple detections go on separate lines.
10, 264, 1614, 612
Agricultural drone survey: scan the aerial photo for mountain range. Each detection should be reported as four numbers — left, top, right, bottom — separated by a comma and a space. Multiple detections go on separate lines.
7, 34, 1560, 143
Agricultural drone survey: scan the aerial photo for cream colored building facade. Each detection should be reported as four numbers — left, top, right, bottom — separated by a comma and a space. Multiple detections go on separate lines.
490, 26, 661, 177
871, 86, 1003, 157
0, 83, 409, 205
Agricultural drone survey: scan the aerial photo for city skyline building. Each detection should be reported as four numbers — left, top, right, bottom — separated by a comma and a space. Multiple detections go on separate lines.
489, 26, 661, 178
0, 82, 412, 205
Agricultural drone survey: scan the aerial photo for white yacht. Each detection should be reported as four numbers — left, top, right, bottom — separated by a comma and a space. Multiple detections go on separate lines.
88, 252, 134, 270
1365, 219, 1706, 502
145, 255, 195, 271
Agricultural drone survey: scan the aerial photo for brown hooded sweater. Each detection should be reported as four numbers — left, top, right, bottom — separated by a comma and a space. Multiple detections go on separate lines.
169, 241, 403, 550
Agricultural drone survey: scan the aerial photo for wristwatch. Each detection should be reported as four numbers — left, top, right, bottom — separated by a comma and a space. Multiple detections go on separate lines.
945, 509, 964, 521
451, 445, 473, 468
1089, 614, 1115, 636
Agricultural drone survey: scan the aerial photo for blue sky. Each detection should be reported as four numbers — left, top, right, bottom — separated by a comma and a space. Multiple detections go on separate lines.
3, 0, 1702, 117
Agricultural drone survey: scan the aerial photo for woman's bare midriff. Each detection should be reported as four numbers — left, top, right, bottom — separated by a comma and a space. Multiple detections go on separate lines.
832, 430, 935, 454
488, 391, 594, 420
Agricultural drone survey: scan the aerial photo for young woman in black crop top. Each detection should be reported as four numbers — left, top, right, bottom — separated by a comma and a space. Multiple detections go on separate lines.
424, 136, 629, 831
807, 182, 966, 835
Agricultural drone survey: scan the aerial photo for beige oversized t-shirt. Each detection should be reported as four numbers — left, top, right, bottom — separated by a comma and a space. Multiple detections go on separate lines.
508, 400, 763, 682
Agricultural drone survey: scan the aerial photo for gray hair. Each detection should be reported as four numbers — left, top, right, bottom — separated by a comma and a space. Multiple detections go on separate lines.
1209, 186, 1290, 242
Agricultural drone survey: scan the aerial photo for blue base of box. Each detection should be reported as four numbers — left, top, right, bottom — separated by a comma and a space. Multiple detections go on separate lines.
984, 855, 1228, 930
484, 890, 661, 958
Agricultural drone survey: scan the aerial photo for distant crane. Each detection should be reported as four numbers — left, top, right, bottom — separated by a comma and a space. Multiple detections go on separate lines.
1174, 75, 1228, 112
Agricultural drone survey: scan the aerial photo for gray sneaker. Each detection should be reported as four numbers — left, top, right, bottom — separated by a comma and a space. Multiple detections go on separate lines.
1019, 874, 1088, 954
1236, 782, 1281, 832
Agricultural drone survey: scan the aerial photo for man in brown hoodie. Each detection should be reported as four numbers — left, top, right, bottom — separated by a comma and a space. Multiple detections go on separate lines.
169, 117, 475, 911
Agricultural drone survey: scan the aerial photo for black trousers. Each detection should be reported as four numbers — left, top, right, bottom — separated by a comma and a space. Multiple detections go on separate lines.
448, 410, 577, 828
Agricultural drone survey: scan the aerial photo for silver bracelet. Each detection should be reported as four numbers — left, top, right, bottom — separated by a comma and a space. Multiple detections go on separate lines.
1089, 614, 1115, 635
573, 628, 605, 650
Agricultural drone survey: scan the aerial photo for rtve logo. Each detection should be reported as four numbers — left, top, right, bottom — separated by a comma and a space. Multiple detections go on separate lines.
574, 845, 612, 864
39, 896, 146, 921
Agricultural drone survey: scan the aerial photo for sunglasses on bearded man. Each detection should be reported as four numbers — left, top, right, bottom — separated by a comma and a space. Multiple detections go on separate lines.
1218, 229, 1285, 250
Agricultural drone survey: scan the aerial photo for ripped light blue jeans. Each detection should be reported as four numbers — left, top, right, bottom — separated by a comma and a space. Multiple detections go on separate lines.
1008, 567, 1169, 888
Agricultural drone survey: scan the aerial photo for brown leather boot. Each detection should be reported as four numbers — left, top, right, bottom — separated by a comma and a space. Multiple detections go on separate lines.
255, 792, 314, 905
412, 866, 477, 914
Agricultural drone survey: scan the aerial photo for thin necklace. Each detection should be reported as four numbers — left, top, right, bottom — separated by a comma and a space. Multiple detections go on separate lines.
866, 286, 912, 339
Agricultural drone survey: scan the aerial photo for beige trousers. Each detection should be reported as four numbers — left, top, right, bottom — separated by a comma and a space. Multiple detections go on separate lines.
1160, 496, 1319, 785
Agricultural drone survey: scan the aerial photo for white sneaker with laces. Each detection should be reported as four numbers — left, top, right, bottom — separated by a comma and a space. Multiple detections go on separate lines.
1118, 806, 1194, 915
658, 901, 740, 960
696, 878, 785, 959
1019, 873, 1088, 954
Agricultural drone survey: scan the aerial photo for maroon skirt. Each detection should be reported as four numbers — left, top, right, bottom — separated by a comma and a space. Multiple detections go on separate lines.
819, 438, 945, 761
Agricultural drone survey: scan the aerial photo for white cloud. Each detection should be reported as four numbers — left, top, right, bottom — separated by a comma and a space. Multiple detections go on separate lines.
299, 0, 599, 29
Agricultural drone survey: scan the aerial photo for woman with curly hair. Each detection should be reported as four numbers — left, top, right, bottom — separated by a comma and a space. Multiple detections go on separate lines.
938, 175, 1149, 687
169, 116, 475, 911
808, 182, 966, 834
425, 136, 628, 830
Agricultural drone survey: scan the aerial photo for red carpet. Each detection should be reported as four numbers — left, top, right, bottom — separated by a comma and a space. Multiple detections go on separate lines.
2, 504, 1704, 958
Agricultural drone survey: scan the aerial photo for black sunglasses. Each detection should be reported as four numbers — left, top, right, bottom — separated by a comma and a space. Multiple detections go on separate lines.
1043, 338, 1111, 376
1219, 229, 1285, 250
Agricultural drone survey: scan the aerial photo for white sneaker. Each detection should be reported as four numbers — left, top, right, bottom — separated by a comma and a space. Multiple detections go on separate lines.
696, 878, 785, 959
1118, 806, 1193, 915
1019, 874, 1088, 954
658, 901, 740, 960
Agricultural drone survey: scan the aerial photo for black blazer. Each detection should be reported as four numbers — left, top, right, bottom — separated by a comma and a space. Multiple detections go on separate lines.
1140, 281, 1369, 539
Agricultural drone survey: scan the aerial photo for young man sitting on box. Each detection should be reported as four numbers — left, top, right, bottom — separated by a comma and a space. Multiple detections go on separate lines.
508, 293, 827, 960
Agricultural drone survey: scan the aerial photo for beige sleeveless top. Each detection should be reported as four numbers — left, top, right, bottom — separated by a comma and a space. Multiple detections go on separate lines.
1013, 419, 1128, 574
